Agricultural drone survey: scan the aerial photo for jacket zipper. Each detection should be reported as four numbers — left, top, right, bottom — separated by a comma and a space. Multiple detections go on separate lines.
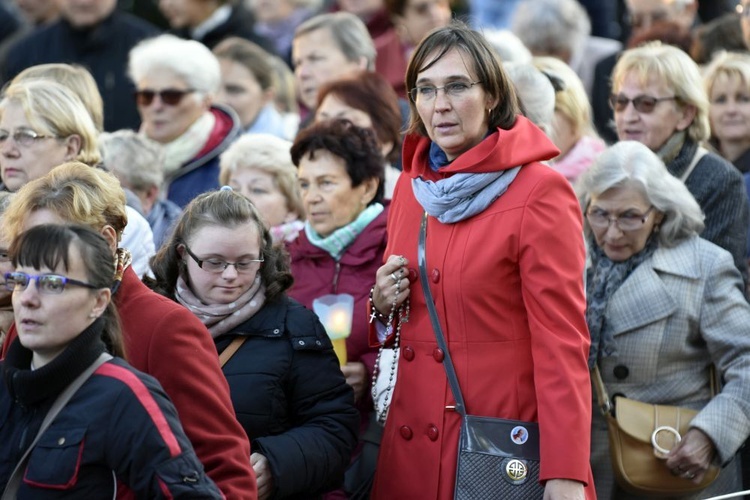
332, 261, 341, 294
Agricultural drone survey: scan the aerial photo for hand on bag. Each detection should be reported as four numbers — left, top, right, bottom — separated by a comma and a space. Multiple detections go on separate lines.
251, 452, 274, 500
341, 361, 367, 402
373, 255, 411, 318
543, 478, 585, 500
665, 428, 716, 483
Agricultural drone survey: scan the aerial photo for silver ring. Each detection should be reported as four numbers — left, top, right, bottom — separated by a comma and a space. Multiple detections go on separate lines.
390, 272, 399, 284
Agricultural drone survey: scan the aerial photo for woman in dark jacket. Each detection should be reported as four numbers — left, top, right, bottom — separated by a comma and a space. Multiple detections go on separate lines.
149, 188, 359, 500
0, 224, 221, 498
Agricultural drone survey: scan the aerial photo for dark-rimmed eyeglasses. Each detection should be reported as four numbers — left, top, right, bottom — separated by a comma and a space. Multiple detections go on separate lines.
586, 206, 656, 232
609, 94, 677, 114
409, 81, 482, 102
134, 88, 196, 107
4, 272, 98, 294
0, 129, 56, 147
183, 245, 263, 274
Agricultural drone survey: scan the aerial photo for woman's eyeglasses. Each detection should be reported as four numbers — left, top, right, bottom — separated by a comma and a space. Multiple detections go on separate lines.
183, 245, 263, 274
586, 206, 656, 232
0, 129, 56, 147
609, 94, 677, 114
4, 272, 98, 294
409, 81, 482, 102
134, 88, 196, 107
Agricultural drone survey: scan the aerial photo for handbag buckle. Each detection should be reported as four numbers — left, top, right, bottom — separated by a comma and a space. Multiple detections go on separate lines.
651, 426, 681, 459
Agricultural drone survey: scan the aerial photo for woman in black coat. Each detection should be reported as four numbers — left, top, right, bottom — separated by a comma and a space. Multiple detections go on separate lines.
149, 189, 359, 500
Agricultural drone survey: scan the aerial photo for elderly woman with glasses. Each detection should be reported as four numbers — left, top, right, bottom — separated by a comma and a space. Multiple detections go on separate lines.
369, 22, 594, 499
579, 140, 750, 499
610, 42, 750, 282
128, 34, 242, 208
148, 188, 359, 500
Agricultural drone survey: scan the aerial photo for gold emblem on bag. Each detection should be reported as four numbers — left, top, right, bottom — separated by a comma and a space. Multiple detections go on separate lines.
506, 459, 527, 481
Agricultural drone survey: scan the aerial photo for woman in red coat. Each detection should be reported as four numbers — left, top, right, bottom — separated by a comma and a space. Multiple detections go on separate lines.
369, 22, 595, 499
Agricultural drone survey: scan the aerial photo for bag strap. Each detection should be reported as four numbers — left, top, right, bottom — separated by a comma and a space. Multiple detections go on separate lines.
679, 146, 708, 183
417, 211, 467, 418
1, 352, 113, 500
592, 363, 718, 417
219, 336, 247, 368
591, 365, 612, 416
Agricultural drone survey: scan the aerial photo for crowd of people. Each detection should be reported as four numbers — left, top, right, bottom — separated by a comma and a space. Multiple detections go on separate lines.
1, 0, 750, 499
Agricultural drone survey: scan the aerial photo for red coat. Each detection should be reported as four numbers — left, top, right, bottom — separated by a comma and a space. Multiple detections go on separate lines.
1, 267, 256, 499
287, 205, 388, 411
371, 117, 595, 499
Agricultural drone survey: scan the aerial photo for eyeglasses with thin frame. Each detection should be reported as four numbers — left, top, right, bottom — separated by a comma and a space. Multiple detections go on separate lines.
625, 9, 670, 29
586, 206, 656, 232
134, 88, 196, 107
4, 272, 99, 294
409, 81, 482, 102
0, 129, 57, 147
183, 245, 263, 274
609, 94, 677, 113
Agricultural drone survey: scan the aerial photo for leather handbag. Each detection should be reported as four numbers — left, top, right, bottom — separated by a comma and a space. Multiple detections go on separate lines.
592, 365, 719, 496
418, 212, 545, 500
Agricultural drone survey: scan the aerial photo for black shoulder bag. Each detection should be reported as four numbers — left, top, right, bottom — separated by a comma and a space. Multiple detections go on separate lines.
418, 212, 545, 500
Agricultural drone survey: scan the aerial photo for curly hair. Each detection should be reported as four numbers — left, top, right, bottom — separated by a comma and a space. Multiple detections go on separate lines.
290, 119, 385, 204
149, 189, 294, 302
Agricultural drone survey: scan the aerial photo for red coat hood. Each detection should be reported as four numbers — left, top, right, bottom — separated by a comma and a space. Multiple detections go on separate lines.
402, 115, 559, 178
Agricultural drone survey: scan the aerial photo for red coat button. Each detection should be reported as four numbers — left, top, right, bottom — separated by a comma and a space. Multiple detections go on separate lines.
433, 348, 444, 362
427, 425, 439, 441
408, 268, 418, 283
403, 346, 415, 361
431, 268, 440, 283
400, 425, 413, 440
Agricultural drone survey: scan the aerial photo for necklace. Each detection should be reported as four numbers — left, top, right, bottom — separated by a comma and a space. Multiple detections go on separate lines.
371, 278, 410, 425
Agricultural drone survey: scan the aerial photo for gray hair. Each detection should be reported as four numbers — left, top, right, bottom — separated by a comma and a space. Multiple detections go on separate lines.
99, 130, 165, 191
128, 34, 221, 96
504, 62, 556, 139
511, 0, 590, 62
294, 12, 376, 70
483, 29, 532, 64
575, 141, 704, 247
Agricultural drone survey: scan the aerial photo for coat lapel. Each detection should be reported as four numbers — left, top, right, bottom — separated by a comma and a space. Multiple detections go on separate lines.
604, 241, 701, 337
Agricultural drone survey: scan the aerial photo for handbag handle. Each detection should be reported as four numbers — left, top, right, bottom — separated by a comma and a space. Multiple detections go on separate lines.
1, 351, 113, 500
417, 211, 467, 418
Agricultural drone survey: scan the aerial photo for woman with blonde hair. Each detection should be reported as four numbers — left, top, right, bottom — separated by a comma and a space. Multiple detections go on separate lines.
219, 133, 304, 243
610, 41, 749, 282
534, 56, 605, 183
0, 79, 99, 192
704, 51, 750, 172
12, 63, 105, 132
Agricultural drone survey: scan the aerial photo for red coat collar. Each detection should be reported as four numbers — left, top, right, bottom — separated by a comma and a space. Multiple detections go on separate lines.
402, 115, 559, 178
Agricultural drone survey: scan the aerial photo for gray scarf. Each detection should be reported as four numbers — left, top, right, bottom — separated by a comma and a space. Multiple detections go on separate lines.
412, 167, 522, 224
